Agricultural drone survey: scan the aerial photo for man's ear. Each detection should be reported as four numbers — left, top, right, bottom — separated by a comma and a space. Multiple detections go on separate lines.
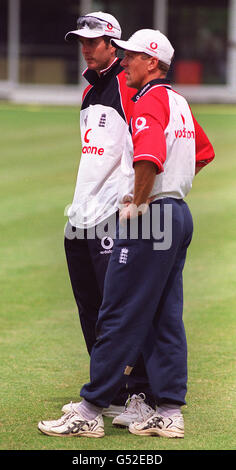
148, 57, 159, 72
107, 41, 117, 54
110, 44, 117, 54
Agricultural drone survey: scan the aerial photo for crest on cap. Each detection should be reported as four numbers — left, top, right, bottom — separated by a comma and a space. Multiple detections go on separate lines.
150, 42, 158, 50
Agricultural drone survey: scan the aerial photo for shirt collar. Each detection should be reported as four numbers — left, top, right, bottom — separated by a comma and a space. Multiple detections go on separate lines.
132, 78, 171, 103
83, 57, 120, 85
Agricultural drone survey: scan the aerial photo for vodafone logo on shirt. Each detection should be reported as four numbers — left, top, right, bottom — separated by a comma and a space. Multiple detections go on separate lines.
82, 129, 104, 155
84, 128, 92, 143
134, 117, 149, 135
175, 114, 195, 139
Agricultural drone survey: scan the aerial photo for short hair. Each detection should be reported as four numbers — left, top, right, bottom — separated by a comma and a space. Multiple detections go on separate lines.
140, 52, 170, 76
103, 35, 116, 46
157, 59, 170, 75
103, 36, 118, 56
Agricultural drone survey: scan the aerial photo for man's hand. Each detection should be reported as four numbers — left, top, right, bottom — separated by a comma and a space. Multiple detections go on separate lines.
119, 202, 148, 223
119, 161, 156, 224
122, 194, 133, 205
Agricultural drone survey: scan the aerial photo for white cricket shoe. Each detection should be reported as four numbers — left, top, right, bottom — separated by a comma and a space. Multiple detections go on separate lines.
129, 412, 184, 438
38, 410, 104, 438
112, 393, 155, 428
61, 401, 124, 418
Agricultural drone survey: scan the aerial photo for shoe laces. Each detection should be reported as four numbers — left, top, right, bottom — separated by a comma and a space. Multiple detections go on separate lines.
124, 393, 154, 418
54, 410, 75, 426
67, 401, 76, 412
65, 402, 84, 417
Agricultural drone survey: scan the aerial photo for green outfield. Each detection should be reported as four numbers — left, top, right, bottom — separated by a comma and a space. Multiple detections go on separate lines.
0, 103, 235, 451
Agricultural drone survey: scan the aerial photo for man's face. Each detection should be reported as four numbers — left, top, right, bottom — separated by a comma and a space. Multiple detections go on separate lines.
79, 37, 115, 73
121, 51, 151, 90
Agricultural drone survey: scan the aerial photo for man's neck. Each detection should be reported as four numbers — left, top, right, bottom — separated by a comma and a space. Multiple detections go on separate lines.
140, 72, 166, 89
95, 56, 117, 76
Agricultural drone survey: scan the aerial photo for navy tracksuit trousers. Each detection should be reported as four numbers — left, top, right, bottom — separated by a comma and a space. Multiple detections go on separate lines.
64, 215, 155, 407
80, 198, 193, 407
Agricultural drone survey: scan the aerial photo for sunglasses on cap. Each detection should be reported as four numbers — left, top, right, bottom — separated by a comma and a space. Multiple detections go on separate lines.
77, 16, 120, 32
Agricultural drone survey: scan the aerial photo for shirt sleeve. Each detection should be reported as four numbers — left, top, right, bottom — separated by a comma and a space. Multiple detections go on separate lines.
132, 91, 170, 173
192, 113, 215, 167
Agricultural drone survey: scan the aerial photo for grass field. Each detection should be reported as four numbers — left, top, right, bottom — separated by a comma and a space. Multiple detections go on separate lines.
0, 103, 235, 452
